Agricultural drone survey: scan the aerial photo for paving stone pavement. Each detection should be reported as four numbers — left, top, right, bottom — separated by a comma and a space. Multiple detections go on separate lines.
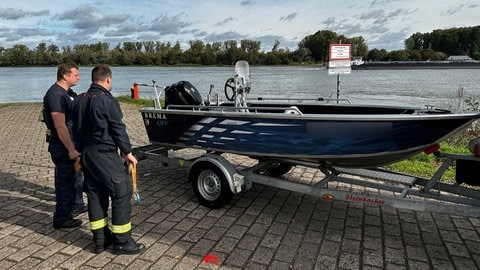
0, 103, 479, 270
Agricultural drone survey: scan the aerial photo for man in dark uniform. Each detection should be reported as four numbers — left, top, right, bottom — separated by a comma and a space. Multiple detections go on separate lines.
79, 65, 145, 254
43, 63, 87, 229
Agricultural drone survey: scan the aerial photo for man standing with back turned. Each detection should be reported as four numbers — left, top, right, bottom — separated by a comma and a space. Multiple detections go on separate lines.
43, 63, 86, 229
79, 64, 145, 254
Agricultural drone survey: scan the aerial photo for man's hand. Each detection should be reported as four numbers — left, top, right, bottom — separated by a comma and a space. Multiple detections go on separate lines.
125, 153, 137, 167
68, 150, 80, 160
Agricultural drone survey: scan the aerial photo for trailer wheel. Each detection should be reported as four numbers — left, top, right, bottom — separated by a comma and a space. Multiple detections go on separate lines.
265, 162, 293, 176
190, 161, 233, 208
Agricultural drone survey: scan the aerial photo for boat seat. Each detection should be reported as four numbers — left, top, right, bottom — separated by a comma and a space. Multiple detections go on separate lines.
284, 106, 303, 115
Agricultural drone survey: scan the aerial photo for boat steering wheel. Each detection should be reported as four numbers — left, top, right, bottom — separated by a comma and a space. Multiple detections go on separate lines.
224, 77, 236, 101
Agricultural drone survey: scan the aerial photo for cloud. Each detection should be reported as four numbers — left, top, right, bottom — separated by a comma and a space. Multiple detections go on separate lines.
253, 34, 297, 50
204, 31, 247, 43
0, 7, 49, 20
369, 27, 410, 49
240, 0, 256, 7
370, 0, 403, 6
279, 13, 297, 22
0, 0, 478, 52
105, 24, 143, 37
323, 17, 336, 25
57, 4, 129, 30
215, 17, 236, 27
358, 10, 386, 20
149, 13, 192, 35
445, 3, 469, 15
0, 26, 53, 44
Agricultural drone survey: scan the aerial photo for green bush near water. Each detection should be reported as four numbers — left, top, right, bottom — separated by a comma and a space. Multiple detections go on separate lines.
117, 95, 164, 108
385, 127, 479, 182
385, 141, 469, 182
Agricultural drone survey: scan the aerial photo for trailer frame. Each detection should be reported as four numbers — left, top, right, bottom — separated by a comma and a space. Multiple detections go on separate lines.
133, 144, 480, 217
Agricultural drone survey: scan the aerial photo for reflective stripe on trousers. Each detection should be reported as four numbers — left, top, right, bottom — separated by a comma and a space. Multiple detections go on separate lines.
90, 217, 108, 231
111, 221, 132, 234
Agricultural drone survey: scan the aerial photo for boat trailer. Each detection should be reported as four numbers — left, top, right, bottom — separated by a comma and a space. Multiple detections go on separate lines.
133, 144, 480, 217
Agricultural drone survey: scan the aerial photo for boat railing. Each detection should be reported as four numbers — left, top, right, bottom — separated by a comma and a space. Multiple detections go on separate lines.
133, 80, 164, 109
165, 104, 304, 115
251, 97, 352, 104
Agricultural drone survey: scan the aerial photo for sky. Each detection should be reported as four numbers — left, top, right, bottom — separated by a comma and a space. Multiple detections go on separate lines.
0, 0, 479, 52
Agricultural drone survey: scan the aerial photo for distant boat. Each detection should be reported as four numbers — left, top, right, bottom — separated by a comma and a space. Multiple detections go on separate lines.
351, 55, 480, 70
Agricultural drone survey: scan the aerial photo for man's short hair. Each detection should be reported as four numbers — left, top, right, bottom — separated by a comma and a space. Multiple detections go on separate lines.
57, 63, 79, 81
91, 64, 112, 83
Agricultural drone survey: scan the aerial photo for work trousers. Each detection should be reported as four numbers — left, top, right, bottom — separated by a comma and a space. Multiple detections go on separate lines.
82, 144, 133, 244
48, 142, 83, 225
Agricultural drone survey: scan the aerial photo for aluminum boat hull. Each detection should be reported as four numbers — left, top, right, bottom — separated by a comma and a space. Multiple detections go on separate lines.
140, 102, 479, 168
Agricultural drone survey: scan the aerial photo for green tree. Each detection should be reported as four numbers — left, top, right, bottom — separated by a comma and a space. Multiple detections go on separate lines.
348, 36, 368, 58
34, 43, 48, 65
405, 32, 426, 50
421, 48, 437, 60
4, 44, 32, 65
298, 30, 339, 62
185, 40, 205, 64
46, 44, 61, 65
201, 42, 222, 65
0, 46, 5, 65
73, 44, 94, 65
239, 39, 261, 64
387, 50, 409, 61
222, 40, 240, 65
165, 41, 183, 65
154, 41, 171, 65
291, 46, 312, 63
61, 45, 75, 63
268, 40, 291, 65
408, 50, 422, 61
367, 48, 384, 61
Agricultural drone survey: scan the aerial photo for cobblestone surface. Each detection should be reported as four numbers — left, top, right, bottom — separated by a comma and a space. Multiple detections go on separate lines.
0, 103, 479, 269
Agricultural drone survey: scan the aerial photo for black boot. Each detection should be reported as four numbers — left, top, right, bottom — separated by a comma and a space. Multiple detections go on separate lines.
113, 238, 145, 255
93, 228, 113, 254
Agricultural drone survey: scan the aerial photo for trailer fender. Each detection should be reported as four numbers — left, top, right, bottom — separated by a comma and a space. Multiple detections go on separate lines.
190, 154, 244, 194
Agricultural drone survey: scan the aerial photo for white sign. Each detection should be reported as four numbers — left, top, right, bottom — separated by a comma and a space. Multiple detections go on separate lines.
329, 44, 351, 60
328, 66, 351, 75
328, 60, 351, 68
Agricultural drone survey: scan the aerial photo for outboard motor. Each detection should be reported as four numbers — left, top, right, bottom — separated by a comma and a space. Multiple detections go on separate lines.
165, 81, 202, 106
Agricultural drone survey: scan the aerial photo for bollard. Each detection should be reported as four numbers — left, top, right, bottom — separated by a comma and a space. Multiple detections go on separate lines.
131, 83, 139, 100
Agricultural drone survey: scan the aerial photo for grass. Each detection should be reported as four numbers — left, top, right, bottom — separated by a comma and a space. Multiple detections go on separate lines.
117, 95, 164, 107
385, 131, 476, 182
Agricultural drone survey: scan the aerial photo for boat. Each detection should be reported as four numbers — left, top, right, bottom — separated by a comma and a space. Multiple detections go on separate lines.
139, 61, 480, 168
351, 60, 480, 70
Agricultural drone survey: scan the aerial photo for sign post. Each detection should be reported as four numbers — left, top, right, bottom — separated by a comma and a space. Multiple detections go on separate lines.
328, 44, 352, 102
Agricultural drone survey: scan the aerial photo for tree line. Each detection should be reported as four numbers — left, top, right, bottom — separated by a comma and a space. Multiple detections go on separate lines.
0, 26, 478, 66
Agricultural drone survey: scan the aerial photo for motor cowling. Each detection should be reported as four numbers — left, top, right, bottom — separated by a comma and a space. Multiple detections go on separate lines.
165, 81, 202, 106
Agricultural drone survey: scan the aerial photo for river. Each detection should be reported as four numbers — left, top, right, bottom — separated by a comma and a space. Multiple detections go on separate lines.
0, 65, 478, 110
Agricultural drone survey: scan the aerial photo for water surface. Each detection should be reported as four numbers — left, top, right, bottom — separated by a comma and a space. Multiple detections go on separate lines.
1, 66, 478, 110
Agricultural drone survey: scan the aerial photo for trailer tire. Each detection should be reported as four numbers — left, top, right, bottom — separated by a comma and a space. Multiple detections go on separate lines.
190, 161, 233, 208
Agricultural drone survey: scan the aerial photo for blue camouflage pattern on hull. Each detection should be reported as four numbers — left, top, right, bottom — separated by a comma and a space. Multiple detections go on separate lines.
143, 113, 466, 157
